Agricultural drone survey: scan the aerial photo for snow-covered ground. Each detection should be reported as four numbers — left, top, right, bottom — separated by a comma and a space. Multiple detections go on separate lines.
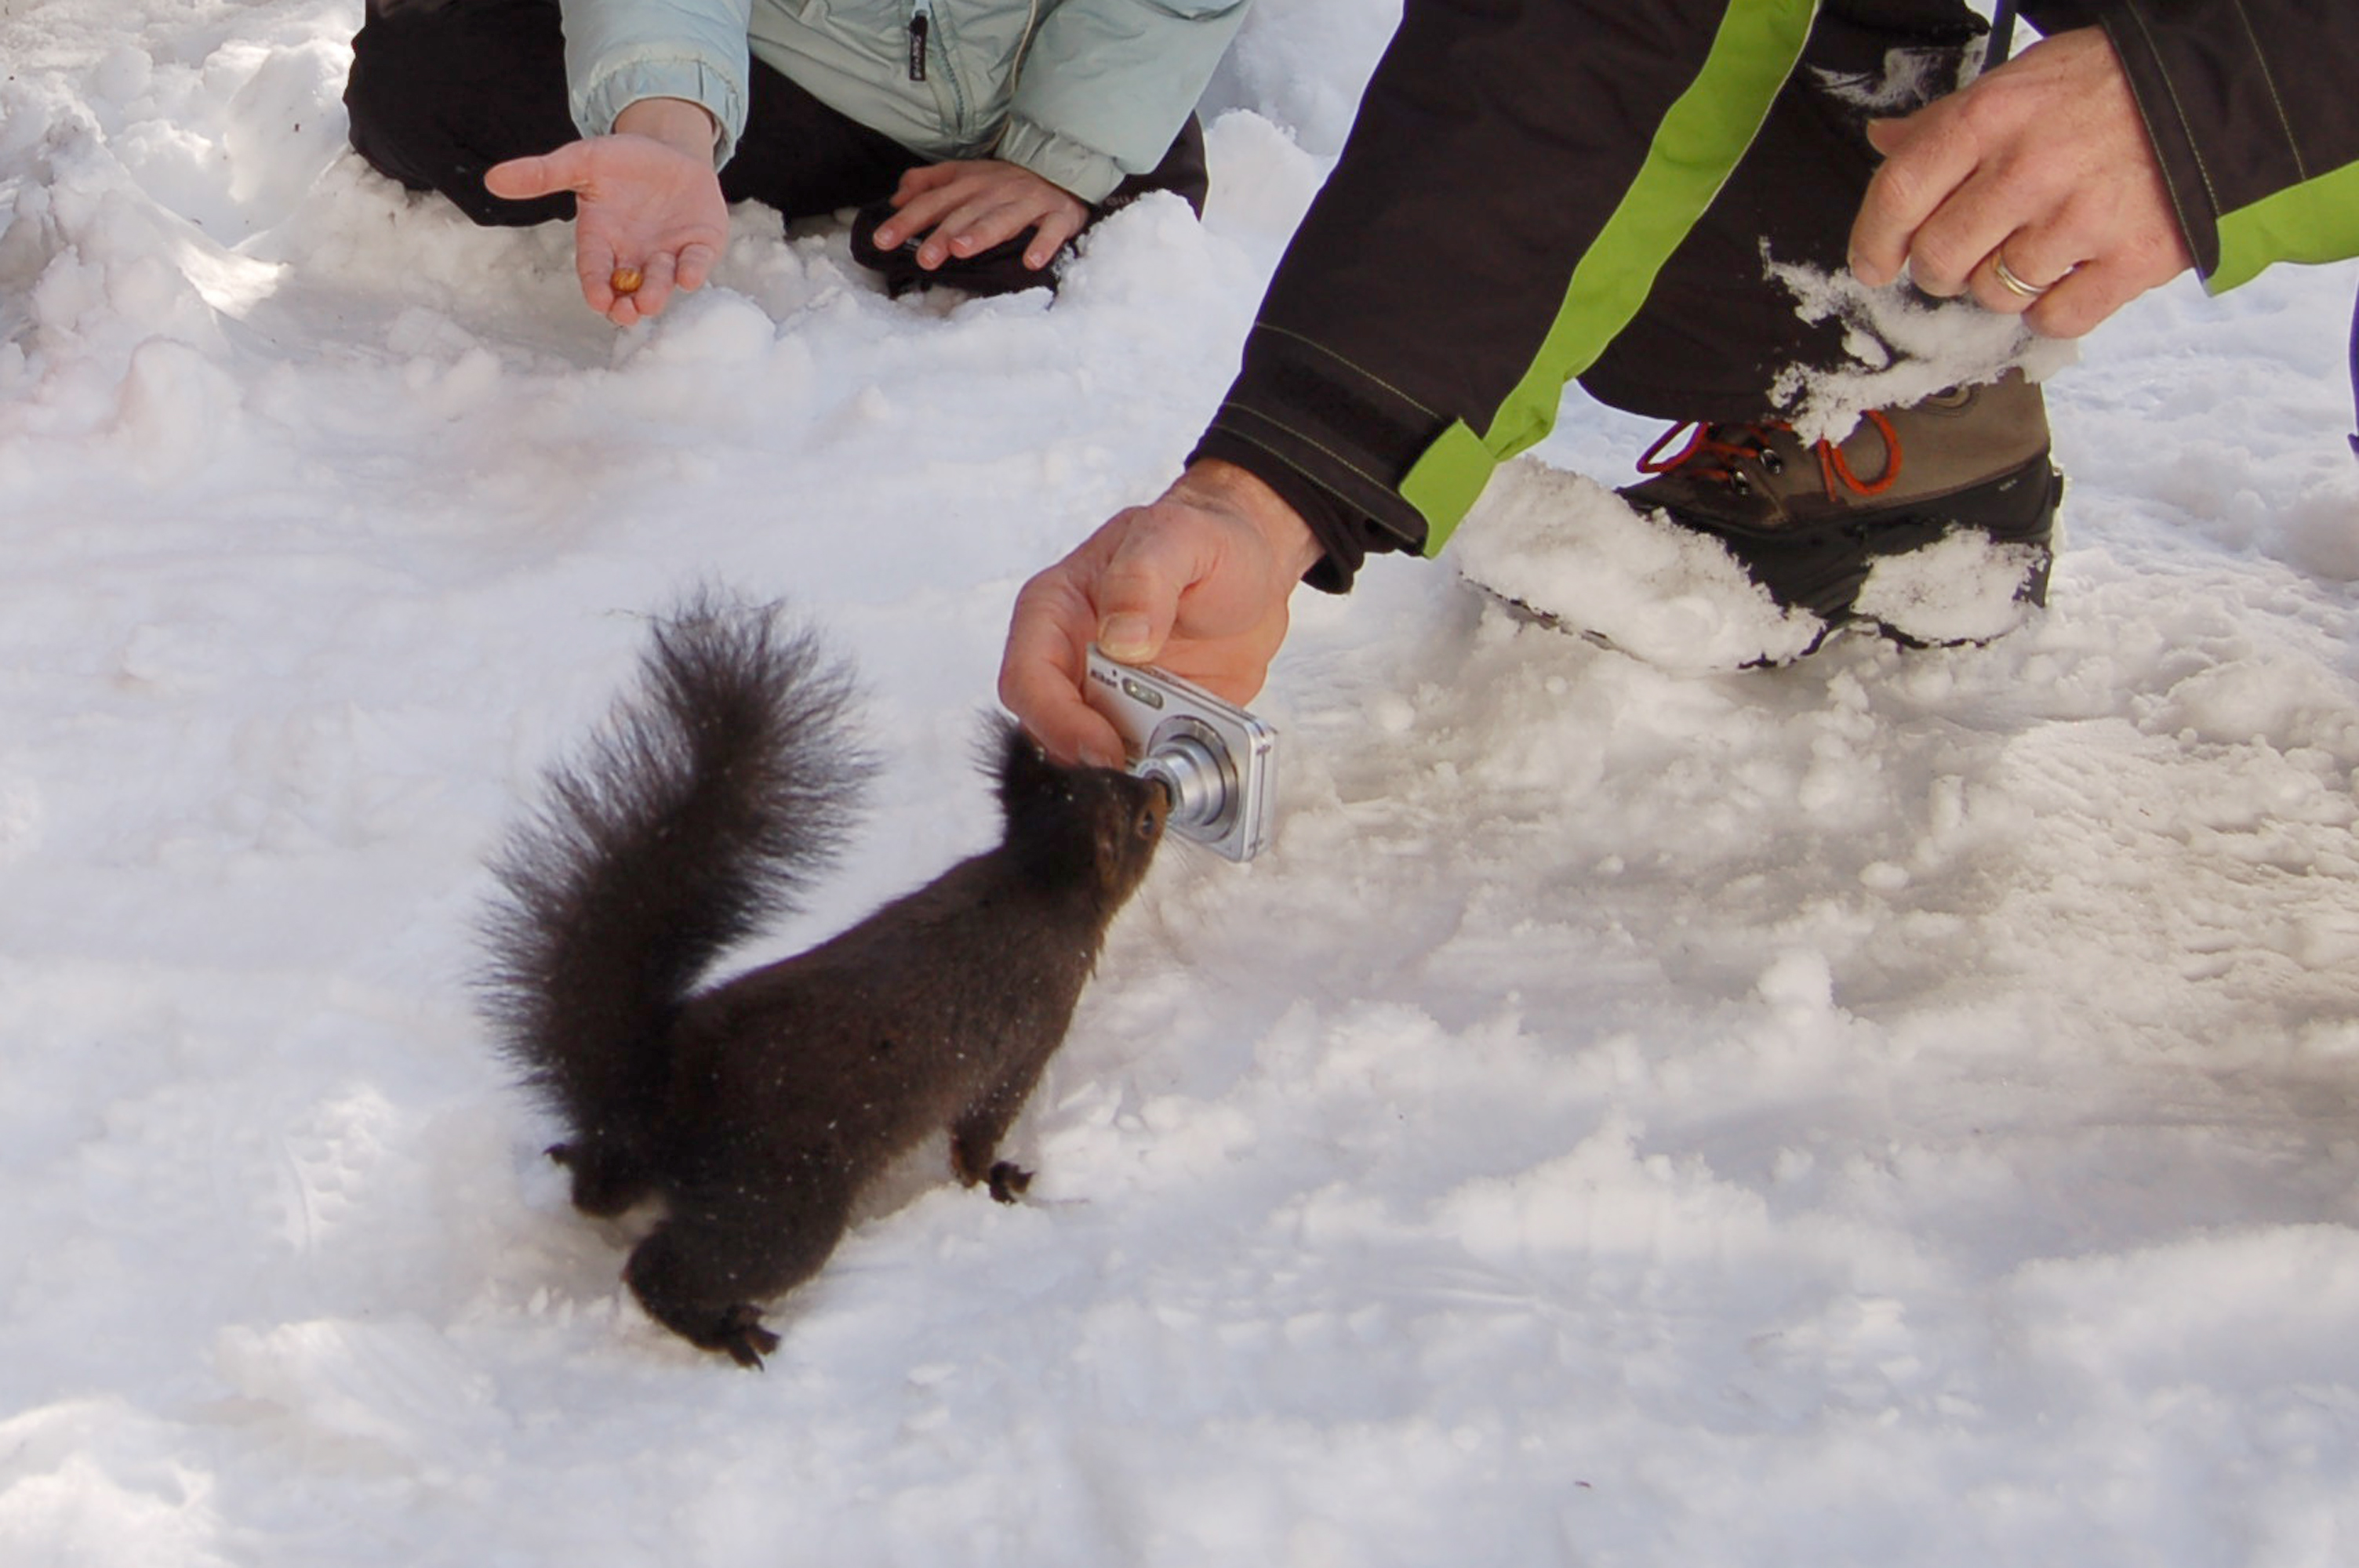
4, 1, 2357, 1563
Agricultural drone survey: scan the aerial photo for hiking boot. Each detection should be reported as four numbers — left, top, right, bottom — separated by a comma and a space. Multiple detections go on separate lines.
1615, 370, 2063, 650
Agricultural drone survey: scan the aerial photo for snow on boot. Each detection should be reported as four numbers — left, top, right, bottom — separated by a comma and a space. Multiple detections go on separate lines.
1616, 369, 2063, 653
1449, 461, 1828, 673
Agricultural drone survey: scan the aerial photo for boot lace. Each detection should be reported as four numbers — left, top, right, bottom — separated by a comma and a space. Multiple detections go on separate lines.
1636, 412, 1903, 500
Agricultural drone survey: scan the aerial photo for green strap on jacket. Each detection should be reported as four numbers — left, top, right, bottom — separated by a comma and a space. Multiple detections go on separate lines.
2211, 165, 2359, 294
1400, 0, 1821, 555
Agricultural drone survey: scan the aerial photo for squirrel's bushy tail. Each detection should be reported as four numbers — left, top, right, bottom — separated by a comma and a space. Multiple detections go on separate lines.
478, 592, 874, 1174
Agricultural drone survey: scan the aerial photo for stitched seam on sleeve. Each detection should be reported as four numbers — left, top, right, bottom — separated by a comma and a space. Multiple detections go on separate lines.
2116, 5, 2218, 242
2226, 0, 2306, 183
1250, 324, 1444, 424
1209, 402, 1419, 514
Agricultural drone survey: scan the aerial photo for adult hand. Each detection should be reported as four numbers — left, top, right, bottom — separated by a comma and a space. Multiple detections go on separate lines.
998, 460, 1325, 768
870, 160, 1090, 275
484, 98, 728, 327
1848, 27, 2194, 339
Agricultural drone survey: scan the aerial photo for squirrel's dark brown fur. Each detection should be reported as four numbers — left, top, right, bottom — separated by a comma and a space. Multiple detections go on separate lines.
478, 593, 1165, 1367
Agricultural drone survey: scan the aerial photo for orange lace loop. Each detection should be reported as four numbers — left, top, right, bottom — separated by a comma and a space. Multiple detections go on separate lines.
1815, 408, 1902, 498
1639, 411, 1906, 502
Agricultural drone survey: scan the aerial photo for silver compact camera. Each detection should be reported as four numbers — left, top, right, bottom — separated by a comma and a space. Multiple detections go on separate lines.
1083, 646, 1277, 862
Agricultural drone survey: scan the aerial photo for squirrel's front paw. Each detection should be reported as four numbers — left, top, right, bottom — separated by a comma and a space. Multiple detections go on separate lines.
985, 1161, 1033, 1204
951, 1137, 1033, 1202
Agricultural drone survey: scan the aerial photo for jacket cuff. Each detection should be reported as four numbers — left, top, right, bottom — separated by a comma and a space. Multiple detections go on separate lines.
2095, 9, 2218, 282
574, 54, 747, 168
1187, 430, 1366, 594
1193, 323, 1452, 591
994, 118, 1125, 206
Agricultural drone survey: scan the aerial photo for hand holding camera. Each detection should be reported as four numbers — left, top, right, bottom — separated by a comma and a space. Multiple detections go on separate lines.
1082, 646, 1278, 862
995, 458, 1319, 777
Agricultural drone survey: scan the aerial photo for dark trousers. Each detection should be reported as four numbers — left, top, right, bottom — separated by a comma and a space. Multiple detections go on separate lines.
1579, 0, 1993, 421
343, 0, 1208, 238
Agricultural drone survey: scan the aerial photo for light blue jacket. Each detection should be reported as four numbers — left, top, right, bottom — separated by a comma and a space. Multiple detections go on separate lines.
561, 0, 1249, 204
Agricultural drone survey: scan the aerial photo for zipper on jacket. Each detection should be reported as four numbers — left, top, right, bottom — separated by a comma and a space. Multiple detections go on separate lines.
907, 0, 931, 82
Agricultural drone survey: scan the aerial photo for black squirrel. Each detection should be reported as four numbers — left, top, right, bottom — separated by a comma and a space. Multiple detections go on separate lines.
478, 593, 1167, 1367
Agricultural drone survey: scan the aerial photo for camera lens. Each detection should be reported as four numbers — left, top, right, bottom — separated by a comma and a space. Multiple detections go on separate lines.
1137, 731, 1230, 835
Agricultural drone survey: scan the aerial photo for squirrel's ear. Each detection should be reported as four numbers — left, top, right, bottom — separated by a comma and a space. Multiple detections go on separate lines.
987, 713, 1065, 811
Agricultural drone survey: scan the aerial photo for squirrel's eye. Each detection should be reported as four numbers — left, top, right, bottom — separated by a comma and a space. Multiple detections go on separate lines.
1136, 809, 1159, 839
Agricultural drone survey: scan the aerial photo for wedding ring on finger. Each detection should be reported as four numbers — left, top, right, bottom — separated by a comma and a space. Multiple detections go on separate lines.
610, 266, 645, 296
1991, 254, 2051, 302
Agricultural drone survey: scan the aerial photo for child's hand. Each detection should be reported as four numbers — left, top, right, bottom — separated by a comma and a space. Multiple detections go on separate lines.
485, 99, 728, 327
870, 161, 1089, 274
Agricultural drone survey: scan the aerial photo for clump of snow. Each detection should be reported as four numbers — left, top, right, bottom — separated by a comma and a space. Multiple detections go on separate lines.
1852, 528, 2046, 646
1767, 256, 2081, 444
1448, 457, 1824, 671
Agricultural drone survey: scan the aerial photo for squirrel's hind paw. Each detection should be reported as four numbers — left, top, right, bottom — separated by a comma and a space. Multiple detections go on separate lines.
714, 1305, 781, 1369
